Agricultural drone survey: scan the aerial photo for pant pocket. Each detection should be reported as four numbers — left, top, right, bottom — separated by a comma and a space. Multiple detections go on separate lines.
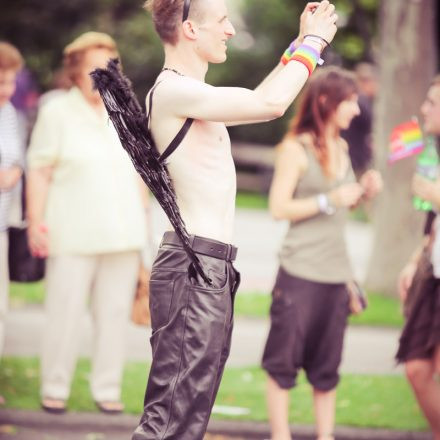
149, 279, 175, 333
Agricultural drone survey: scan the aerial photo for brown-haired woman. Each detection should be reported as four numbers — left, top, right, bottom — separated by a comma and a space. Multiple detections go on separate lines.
261, 67, 382, 440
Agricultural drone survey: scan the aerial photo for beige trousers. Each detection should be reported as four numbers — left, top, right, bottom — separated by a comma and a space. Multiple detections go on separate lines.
41, 251, 140, 402
0, 231, 9, 356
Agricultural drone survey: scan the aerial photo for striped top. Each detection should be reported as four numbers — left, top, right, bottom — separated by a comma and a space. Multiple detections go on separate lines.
0, 102, 24, 232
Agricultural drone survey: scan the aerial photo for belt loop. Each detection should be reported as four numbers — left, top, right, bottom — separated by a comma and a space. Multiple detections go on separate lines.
226, 244, 232, 261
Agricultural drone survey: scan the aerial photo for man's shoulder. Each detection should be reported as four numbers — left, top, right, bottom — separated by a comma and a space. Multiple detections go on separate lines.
148, 76, 211, 102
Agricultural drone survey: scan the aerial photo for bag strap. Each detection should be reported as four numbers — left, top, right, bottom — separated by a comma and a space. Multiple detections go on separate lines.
146, 81, 161, 130
160, 118, 194, 163
146, 81, 194, 164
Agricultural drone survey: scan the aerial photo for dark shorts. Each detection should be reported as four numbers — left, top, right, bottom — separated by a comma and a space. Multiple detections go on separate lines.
133, 231, 240, 440
396, 249, 440, 363
262, 267, 349, 391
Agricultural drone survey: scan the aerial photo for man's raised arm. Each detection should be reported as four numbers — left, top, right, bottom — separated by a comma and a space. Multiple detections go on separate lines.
158, 0, 337, 125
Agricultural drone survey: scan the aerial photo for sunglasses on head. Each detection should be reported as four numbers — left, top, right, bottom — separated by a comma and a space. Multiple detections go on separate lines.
182, 0, 191, 21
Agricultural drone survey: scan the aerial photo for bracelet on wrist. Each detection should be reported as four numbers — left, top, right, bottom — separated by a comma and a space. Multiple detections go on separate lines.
280, 41, 324, 73
317, 193, 336, 215
303, 36, 326, 52
303, 34, 331, 48
280, 40, 299, 65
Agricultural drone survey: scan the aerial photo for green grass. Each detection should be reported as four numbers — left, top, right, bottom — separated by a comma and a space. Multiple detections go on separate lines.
0, 357, 426, 430
234, 291, 404, 328
349, 292, 404, 327
234, 291, 272, 318
235, 191, 268, 210
9, 283, 404, 328
9, 282, 45, 307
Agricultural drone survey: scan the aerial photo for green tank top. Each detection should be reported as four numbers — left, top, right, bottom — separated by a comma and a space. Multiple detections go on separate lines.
279, 143, 356, 283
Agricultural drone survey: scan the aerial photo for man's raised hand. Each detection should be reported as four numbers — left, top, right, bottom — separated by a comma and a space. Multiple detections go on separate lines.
297, 2, 320, 43
303, 0, 338, 46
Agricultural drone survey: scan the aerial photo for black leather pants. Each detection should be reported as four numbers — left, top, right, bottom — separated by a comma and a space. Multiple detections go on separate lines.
133, 231, 240, 440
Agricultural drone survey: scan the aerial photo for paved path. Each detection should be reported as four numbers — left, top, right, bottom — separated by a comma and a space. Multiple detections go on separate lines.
0, 410, 431, 440
4, 205, 402, 375
4, 307, 402, 375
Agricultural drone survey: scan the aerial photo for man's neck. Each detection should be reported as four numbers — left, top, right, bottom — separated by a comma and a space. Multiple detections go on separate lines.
163, 44, 208, 82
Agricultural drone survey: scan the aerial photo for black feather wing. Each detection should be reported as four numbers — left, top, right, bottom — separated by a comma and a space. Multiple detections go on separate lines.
90, 59, 210, 284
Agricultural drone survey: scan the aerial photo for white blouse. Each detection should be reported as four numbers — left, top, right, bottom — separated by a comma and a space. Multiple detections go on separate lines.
27, 87, 147, 255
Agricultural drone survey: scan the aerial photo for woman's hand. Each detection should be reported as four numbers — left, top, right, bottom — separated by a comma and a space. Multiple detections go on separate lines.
412, 174, 440, 205
328, 182, 363, 208
28, 222, 49, 258
360, 169, 383, 200
0, 166, 22, 190
397, 261, 417, 305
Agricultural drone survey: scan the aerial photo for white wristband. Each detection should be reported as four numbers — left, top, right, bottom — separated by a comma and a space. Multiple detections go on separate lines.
317, 193, 336, 215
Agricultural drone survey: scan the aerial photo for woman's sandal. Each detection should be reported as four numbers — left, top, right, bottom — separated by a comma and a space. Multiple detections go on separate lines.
95, 401, 124, 414
41, 397, 67, 414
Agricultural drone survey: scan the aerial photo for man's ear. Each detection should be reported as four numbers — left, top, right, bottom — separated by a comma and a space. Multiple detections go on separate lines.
182, 21, 198, 41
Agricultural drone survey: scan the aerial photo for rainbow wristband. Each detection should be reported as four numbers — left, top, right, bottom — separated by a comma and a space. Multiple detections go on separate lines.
280, 40, 299, 65
285, 43, 320, 76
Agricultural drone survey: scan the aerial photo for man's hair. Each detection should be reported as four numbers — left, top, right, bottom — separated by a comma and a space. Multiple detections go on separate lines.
145, 0, 204, 45
0, 41, 24, 73
63, 31, 119, 85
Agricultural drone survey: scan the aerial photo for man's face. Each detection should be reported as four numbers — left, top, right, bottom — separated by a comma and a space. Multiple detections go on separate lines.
421, 84, 440, 135
0, 69, 18, 108
194, 0, 236, 64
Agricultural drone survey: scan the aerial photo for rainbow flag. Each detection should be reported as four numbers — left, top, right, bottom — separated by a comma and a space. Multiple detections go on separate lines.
388, 119, 424, 163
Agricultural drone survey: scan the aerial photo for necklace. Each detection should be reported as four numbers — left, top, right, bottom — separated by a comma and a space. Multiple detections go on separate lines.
161, 67, 184, 76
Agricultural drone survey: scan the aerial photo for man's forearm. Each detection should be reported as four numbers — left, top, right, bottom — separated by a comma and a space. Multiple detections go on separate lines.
254, 64, 283, 94
254, 37, 303, 93
254, 39, 323, 115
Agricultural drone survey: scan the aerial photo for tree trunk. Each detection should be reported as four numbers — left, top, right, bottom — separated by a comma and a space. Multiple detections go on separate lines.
365, 0, 437, 295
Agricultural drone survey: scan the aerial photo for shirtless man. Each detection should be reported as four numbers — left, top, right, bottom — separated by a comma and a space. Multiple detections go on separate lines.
133, 1, 338, 439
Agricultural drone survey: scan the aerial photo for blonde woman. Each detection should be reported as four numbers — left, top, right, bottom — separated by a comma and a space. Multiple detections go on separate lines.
27, 32, 148, 414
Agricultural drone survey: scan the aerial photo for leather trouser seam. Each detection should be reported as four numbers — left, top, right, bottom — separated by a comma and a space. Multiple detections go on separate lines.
160, 282, 191, 440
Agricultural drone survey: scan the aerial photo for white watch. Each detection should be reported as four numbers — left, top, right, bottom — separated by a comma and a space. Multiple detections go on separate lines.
317, 193, 336, 215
